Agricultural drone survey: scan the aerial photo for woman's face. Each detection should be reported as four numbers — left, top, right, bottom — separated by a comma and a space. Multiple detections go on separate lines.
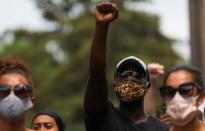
165, 70, 198, 99
166, 70, 194, 89
32, 115, 59, 131
0, 73, 29, 86
0, 72, 34, 102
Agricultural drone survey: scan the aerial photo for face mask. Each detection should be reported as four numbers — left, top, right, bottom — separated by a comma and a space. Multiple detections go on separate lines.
166, 92, 198, 126
113, 78, 149, 102
199, 100, 205, 124
199, 100, 205, 113
0, 93, 33, 122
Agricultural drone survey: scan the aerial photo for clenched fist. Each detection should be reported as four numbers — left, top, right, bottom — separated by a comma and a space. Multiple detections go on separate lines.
148, 63, 164, 82
95, 2, 118, 23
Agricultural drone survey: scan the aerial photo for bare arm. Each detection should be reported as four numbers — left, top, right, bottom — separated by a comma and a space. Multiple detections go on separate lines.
144, 63, 164, 115
84, 2, 118, 114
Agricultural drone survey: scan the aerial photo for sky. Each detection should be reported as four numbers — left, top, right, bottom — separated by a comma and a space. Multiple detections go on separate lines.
0, 0, 49, 33
127, 0, 190, 61
0, 0, 190, 60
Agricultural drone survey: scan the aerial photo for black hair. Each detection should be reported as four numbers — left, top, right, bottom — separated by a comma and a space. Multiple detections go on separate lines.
164, 65, 205, 91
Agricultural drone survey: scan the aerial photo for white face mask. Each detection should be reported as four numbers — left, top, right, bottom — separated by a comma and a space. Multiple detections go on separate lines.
166, 92, 198, 126
199, 100, 205, 113
0, 93, 33, 122
199, 100, 205, 124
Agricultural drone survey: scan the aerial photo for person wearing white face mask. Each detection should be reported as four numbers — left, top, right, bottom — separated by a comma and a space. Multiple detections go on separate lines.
159, 65, 205, 131
0, 56, 35, 131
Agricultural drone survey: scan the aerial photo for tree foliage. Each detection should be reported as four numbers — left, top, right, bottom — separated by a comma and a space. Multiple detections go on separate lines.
0, 0, 181, 130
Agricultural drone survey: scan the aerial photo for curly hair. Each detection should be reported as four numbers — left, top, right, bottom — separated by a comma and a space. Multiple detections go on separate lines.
0, 56, 33, 94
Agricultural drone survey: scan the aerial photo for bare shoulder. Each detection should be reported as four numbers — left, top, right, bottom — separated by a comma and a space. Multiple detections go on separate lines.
26, 128, 35, 131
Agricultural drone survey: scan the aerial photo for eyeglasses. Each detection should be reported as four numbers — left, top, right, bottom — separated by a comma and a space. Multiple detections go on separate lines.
159, 82, 200, 101
116, 70, 146, 80
0, 84, 32, 99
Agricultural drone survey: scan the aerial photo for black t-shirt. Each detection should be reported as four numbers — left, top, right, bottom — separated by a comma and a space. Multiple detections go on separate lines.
84, 101, 170, 131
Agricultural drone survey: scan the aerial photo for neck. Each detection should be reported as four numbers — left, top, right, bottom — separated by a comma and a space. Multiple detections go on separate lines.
119, 98, 147, 123
172, 116, 204, 131
0, 117, 27, 131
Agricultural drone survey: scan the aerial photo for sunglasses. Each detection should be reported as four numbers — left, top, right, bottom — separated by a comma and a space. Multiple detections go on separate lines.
0, 84, 32, 99
159, 82, 200, 101
117, 70, 146, 79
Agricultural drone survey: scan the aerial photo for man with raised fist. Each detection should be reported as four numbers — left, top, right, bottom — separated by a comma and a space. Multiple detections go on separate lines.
84, 2, 169, 131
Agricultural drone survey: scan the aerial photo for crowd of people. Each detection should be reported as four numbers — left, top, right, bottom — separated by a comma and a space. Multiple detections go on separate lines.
0, 2, 204, 131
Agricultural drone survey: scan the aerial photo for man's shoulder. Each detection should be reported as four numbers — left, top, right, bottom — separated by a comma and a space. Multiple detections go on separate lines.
84, 101, 127, 131
84, 100, 118, 120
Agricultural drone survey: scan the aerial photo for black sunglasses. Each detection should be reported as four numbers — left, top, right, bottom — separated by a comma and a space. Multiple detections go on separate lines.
159, 82, 200, 101
116, 69, 146, 79
0, 84, 32, 99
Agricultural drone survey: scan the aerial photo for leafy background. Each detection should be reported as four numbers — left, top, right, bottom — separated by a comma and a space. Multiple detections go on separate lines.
0, 0, 184, 130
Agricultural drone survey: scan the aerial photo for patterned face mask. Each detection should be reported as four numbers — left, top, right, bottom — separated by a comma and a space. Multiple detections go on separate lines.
113, 78, 149, 102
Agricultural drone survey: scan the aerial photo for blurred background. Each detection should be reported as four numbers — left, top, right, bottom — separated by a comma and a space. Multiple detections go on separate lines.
0, 0, 204, 130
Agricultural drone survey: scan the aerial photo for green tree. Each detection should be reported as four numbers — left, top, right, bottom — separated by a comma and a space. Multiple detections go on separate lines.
0, 0, 181, 130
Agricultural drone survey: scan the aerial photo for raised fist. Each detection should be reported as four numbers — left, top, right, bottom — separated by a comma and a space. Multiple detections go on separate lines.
95, 2, 118, 23
148, 63, 164, 82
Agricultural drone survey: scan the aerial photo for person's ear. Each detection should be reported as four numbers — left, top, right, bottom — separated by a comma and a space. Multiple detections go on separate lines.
197, 92, 205, 107
31, 96, 36, 107
146, 81, 151, 88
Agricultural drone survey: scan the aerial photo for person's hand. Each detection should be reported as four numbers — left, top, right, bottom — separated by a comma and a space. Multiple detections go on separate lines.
95, 2, 118, 23
148, 63, 164, 82
160, 113, 174, 126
